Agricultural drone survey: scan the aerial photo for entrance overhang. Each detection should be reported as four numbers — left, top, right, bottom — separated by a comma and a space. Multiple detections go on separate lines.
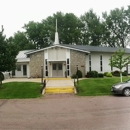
47, 59, 66, 62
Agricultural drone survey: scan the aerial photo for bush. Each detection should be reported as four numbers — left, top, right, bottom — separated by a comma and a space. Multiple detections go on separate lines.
112, 70, 120, 77
122, 71, 128, 76
76, 70, 82, 78
71, 74, 77, 79
98, 73, 104, 78
106, 72, 113, 77
87, 71, 98, 78
104, 72, 108, 76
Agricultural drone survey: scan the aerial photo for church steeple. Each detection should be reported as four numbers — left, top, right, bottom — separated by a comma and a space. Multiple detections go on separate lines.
54, 19, 59, 45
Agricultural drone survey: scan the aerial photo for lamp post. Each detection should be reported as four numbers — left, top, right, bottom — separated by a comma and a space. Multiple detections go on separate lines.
41, 65, 43, 84
76, 65, 78, 83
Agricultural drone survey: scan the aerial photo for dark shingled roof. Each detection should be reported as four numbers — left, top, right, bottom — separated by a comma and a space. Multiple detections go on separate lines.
60, 44, 130, 53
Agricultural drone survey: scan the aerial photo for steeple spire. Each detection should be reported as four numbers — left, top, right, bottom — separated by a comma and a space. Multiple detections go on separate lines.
54, 19, 59, 45
56, 19, 57, 32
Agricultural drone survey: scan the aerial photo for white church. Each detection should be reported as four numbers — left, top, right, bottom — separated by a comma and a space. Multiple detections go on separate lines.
12, 21, 130, 78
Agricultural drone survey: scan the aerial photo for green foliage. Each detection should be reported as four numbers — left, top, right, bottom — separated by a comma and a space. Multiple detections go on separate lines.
71, 74, 77, 79
102, 7, 130, 48
0, 26, 18, 87
122, 71, 128, 76
4, 5, 130, 49
109, 49, 130, 70
104, 72, 108, 76
106, 72, 113, 77
109, 49, 130, 82
98, 73, 104, 78
80, 9, 104, 46
76, 70, 83, 78
0, 82, 42, 99
0, 27, 18, 72
23, 12, 83, 48
87, 71, 98, 78
111, 70, 120, 76
12, 31, 35, 51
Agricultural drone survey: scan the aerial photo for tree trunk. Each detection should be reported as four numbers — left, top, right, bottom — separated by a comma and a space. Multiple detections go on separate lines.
0, 80, 2, 88
120, 70, 122, 82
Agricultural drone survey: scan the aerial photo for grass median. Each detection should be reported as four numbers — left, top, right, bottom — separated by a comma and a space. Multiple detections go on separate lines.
0, 82, 42, 99
77, 77, 130, 96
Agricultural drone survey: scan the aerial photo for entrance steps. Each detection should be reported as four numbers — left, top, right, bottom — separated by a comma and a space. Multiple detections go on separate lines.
45, 86, 74, 94
44, 78, 75, 94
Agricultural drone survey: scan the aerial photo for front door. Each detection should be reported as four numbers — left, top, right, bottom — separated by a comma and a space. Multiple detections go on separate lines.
52, 63, 63, 77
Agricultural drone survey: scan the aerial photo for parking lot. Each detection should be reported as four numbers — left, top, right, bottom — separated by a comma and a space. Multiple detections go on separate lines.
0, 94, 130, 130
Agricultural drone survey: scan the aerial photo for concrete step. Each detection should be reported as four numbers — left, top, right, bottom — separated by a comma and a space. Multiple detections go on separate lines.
45, 86, 74, 94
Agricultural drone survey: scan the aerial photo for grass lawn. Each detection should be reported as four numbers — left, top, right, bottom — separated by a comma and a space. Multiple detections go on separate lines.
0, 82, 42, 99
77, 77, 130, 96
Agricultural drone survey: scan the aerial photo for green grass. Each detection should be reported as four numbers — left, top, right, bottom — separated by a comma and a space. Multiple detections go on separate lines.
77, 77, 130, 96
0, 82, 42, 99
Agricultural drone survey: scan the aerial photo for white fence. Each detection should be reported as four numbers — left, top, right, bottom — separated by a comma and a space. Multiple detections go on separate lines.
2, 72, 11, 79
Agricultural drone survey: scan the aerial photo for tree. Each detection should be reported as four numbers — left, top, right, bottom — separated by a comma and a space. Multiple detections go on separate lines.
23, 12, 83, 47
80, 9, 104, 46
12, 31, 35, 51
23, 21, 52, 49
102, 7, 130, 48
109, 49, 130, 82
0, 26, 18, 87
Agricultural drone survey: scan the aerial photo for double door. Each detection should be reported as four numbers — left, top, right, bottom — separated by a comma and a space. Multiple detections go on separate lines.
52, 63, 63, 77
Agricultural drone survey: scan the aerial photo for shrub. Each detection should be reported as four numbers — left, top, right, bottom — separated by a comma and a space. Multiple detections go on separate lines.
87, 71, 98, 78
112, 70, 120, 77
71, 74, 77, 79
104, 72, 108, 76
122, 71, 128, 76
106, 72, 112, 77
76, 70, 82, 78
98, 73, 104, 78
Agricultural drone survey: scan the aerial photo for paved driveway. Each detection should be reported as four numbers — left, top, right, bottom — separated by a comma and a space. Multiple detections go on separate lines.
0, 94, 130, 130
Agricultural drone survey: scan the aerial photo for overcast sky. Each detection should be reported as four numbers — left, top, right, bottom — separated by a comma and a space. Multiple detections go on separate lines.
0, 0, 130, 38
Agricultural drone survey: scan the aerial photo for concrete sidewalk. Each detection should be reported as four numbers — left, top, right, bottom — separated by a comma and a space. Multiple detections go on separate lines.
46, 78, 74, 88
3, 78, 41, 83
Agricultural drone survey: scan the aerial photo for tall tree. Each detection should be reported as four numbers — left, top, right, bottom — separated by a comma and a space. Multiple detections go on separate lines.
23, 21, 49, 49
102, 7, 130, 48
63, 13, 82, 44
0, 26, 18, 87
23, 12, 83, 48
80, 9, 104, 46
12, 31, 35, 51
109, 49, 130, 82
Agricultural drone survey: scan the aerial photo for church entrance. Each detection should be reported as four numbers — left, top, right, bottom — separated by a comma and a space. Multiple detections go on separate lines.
52, 63, 63, 77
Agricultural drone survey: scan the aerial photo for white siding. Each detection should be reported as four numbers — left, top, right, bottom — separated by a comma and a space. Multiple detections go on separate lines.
14, 63, 29, 78
48, 47, 66, 61
86, 52, 129, 73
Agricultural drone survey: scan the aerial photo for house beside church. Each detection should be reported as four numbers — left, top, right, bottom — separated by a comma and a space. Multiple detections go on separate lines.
12, 29, 130, 78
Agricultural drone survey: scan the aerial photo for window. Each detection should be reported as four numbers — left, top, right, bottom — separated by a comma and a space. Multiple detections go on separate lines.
67, 59, 69, 64
58, 64, 62, 70
100, 55, 103, 71
45, 59, 48, 76
89, 55, 91, 71
53, 64, 56, 70
23, 65, 27, 75
17, 65, 21, 71
66, 58, 70, 76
